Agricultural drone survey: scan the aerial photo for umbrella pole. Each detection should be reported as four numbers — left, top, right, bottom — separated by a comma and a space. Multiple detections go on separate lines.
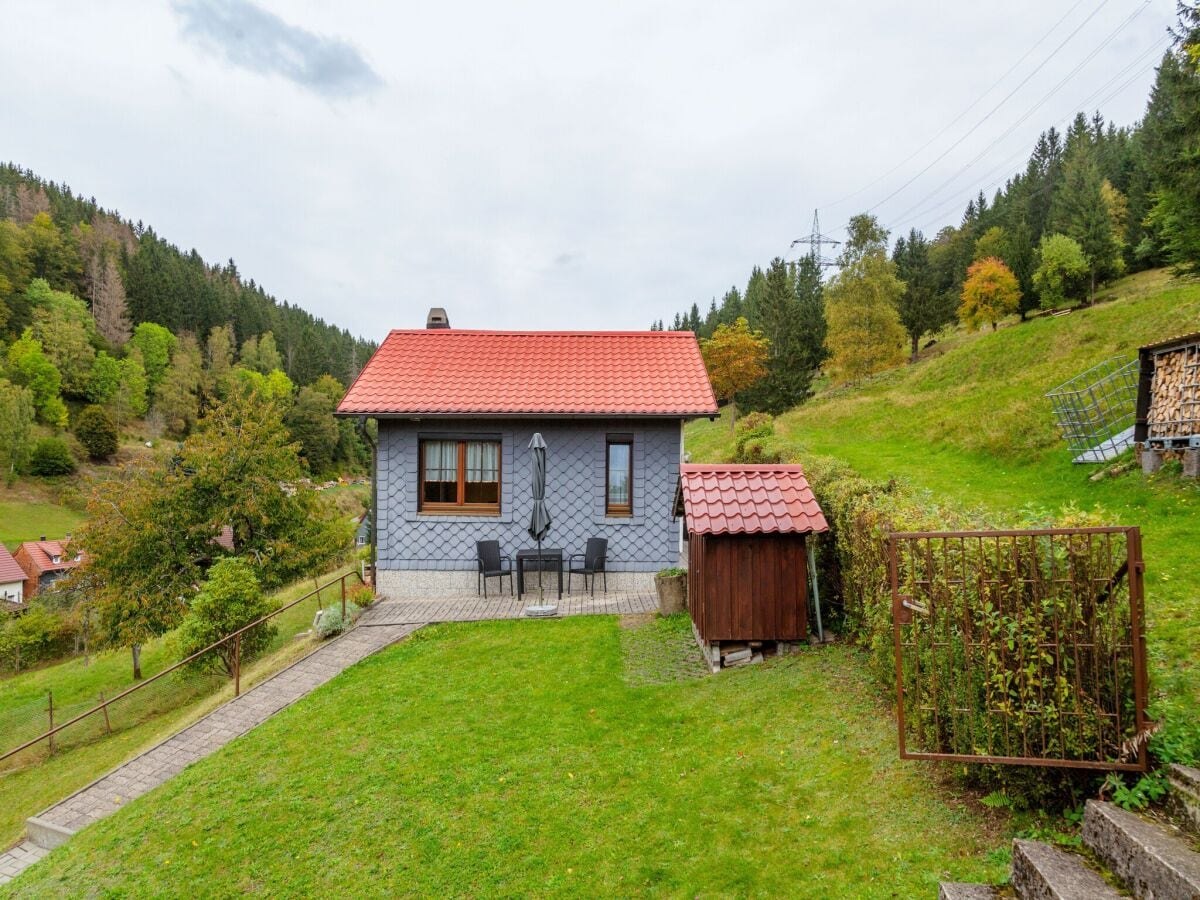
537, 537, 544, 602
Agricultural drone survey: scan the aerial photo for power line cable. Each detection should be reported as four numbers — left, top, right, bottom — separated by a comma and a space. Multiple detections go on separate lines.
888, 37, 1168, 233
821, 0, 1096, 213
879, 2, 1152, 232
850, 0, 1117, 220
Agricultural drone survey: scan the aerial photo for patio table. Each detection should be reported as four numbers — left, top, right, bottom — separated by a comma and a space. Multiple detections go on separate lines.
516, 548, 563, 599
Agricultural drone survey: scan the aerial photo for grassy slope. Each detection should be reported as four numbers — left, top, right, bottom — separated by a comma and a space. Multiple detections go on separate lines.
6, 617, 1007, 898
0, 566, 358, 847
687, 268, 1200, 711
0, 501, 84, 552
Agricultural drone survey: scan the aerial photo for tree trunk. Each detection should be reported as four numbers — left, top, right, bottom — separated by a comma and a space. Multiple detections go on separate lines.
910, 334, 919, 363
1089, 269, 1096, 306
131, 643, 142, 680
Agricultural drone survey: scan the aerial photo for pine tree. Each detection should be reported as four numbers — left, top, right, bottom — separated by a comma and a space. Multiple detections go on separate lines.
92, 254, 132, 346
1052, 149, 1123, 301
893, 229, 955, 362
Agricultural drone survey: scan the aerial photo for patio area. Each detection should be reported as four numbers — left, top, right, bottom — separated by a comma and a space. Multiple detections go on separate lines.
358, 589, 659, 627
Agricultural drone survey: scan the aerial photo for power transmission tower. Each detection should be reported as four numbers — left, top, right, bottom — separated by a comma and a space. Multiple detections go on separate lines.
790, 209, 841, 267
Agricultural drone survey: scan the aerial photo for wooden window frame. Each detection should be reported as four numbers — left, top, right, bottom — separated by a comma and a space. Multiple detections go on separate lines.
418, 438, 502, 516
605, 436, 633, 517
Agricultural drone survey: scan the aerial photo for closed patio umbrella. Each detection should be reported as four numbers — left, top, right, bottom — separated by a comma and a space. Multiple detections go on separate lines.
527, 433, 553, 607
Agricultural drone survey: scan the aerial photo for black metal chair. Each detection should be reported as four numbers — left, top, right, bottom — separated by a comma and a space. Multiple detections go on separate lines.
476, 540, 513, 597
568, 538, 608, 596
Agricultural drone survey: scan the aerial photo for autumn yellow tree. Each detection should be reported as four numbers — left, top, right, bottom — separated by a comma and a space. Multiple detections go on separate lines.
823, 214, 907, 383
959, 257, 1021, 331
700, 317, 769, 431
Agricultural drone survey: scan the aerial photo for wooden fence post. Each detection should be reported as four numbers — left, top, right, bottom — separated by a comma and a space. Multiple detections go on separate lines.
47, 691, 54, 755
99, 691, 112, 734
233, 633, 241, 697
341, 574, 347, 621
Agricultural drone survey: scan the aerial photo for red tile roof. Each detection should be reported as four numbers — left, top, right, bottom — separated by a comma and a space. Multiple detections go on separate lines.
0, 545, 25, 585
679, 464, 829, 536
15, 540, 84, 576
337, 330, 718, 417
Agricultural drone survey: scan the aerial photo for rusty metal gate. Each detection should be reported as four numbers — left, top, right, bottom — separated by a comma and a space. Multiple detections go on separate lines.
889, 527, 1149, 771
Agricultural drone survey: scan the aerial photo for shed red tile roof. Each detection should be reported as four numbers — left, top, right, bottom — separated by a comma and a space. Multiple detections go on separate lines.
678, 464, 829, 536
337, 330, 718, 417
0, 545, 25, 585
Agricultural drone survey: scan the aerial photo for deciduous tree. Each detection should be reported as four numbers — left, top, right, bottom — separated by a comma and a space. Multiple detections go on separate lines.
959, 257, 1021, 331
700, 317, 769, 431
0, 379, 35, 479
824, 215, 907, 382
177, 558, 276, 677
1033, 234, 1089, 309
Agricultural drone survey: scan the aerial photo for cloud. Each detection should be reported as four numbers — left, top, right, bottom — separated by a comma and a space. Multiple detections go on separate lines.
173, 0, 381, 99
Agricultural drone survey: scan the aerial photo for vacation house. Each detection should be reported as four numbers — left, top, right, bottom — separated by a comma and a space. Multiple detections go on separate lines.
14, 539, 85, 599
336, 309, 718, 598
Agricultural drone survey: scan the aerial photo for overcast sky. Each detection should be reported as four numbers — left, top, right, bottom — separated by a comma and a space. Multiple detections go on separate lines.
1, 1, 1173, 342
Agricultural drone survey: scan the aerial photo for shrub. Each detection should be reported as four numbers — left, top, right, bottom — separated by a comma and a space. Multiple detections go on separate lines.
28, 436, 76, 476
316, 602, 363, 639
0, 605, 75, 673
733, 412, 782, 462
178, 558, 277, 677
794, 453, 1146, 807
75, 404, 119, 460
346, 583, 375, 608
656, 567, 686, 578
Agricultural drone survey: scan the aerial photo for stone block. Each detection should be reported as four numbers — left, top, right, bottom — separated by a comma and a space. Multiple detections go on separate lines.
1011, 838, 1120, 899
1083, 798, 1200, 899
1141, 447, 1162, 475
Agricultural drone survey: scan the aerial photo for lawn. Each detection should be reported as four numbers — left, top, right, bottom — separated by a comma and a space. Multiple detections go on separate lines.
0, 500, 85, 551
0, 565, 360, 848
5, 615, 1008, 897
685, 268, 1200, 714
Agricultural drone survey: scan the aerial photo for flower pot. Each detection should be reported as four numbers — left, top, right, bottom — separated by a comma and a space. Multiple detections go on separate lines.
654, 573, 687, 616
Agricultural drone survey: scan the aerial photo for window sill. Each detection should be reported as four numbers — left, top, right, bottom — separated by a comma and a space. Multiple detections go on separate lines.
418, 507, 502, 518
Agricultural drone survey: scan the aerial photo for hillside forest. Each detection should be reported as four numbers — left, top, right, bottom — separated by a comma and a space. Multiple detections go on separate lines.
662, 6, 1200, 416
0, 164, 375, 480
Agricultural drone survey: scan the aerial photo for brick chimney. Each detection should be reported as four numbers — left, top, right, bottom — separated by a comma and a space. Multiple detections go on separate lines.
426, 308, 450, 329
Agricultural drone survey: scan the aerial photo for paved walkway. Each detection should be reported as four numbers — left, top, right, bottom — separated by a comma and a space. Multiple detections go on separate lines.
0, 589, 658, 885
358, 589, 658, 627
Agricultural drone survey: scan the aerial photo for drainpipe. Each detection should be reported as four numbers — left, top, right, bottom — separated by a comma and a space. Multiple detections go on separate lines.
808, 534, 824, 643
357, 417, 378, 588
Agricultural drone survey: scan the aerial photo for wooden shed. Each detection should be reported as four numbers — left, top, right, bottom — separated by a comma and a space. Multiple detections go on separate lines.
676, 464, 828, 661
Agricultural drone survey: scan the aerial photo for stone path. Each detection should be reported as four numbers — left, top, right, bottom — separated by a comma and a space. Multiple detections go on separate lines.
0, 589, 658, 885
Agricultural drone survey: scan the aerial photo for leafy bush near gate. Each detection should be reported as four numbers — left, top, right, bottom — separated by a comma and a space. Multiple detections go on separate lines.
793, 453, 1150, 807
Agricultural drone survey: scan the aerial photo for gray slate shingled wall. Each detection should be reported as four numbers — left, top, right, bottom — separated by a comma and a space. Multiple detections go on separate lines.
377, 418, 682, 573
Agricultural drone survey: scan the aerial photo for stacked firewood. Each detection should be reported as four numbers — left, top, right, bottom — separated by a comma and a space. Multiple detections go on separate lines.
717, 641, 764, 667
1148, 345, 1200, 438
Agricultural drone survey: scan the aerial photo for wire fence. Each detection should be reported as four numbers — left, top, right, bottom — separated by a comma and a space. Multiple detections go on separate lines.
0, 571, 366, 771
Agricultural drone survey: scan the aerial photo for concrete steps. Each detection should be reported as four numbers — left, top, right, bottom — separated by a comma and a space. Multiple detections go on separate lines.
1169, 765, 1200, 836
1082, 799, 1200, 899
940, 792, 1200, 899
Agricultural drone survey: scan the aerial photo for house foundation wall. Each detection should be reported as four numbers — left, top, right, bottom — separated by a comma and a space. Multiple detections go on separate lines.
377, 567, 656, 599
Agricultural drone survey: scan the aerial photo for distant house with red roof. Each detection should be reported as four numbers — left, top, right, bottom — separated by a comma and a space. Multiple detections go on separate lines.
336, 309, 718, 597
0, 545, 26, 604
14, 539, 86, 599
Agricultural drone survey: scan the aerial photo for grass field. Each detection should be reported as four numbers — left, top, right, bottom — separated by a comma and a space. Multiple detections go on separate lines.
0, 500, 85, 551
686, 268, 1200, 715
5, 616, 1009, 898
0, 565, 360, 848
